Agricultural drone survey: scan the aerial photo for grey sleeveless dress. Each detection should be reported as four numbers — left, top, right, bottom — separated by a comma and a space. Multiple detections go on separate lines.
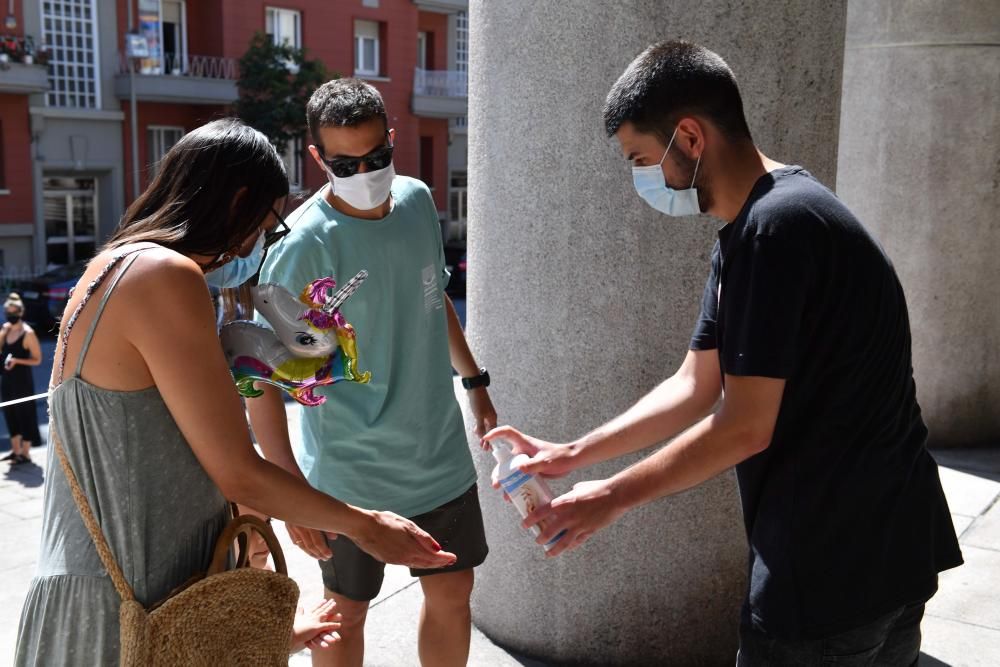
14, 249, 230, 665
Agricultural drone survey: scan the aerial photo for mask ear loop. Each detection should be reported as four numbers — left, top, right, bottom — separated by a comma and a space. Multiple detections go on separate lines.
202, 249, 236, 274
659, 126, 680, 166
690, 152, 702, 189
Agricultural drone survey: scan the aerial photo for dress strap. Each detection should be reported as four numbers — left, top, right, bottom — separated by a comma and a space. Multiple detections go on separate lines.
72, 252, 145, 378
55, 243, 158, 384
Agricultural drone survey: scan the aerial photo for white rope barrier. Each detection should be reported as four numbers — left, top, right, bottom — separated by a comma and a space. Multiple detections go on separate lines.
0, 392, 50, 409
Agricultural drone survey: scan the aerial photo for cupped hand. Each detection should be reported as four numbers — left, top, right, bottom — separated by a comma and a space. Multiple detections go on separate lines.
354, 510, 457, 569
292, 598, 343, 652
287, 523, 336, 561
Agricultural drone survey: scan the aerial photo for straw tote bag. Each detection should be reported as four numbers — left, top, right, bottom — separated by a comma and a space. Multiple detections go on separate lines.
53, 422, 300, 666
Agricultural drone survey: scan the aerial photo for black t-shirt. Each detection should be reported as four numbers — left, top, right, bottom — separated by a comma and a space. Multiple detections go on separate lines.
691, 166, 962, 639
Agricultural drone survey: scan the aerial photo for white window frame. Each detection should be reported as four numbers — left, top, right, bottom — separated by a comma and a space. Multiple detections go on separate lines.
42, 178, 98, 266
147, 125, 185, 176
160, 0, 189, 75
354, 20, 380, 77
266, 7, 301, 49
448, 169, 467, 240
453, 11, 468, 128
417, 31, 428, 70
41, 0, 102, 108
136, 0, 188, 75
281, 136, 304, 192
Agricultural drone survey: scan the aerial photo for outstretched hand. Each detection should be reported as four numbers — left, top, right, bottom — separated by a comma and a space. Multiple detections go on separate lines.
354, 510, 457, 569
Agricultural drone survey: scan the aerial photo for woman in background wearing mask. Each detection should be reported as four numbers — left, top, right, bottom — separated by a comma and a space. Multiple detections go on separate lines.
0, 293, 43, 465
15, 118, 455, 666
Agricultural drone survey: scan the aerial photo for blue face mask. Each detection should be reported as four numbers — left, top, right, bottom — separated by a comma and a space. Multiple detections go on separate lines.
205, 232, 265, 289
631, 126, 702, 216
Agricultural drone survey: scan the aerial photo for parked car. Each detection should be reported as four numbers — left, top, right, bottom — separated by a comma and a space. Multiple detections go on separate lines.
8, 261, 88, 336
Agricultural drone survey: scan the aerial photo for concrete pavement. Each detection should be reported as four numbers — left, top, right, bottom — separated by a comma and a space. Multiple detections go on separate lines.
2, 398, 998, 664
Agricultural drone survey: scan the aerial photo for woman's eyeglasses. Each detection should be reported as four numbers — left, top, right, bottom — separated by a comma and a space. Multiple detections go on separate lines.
264, 210, 291, 250
321, 137, 394, 179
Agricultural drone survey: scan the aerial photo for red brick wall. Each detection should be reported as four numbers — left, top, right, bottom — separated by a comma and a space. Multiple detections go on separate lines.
185, 2, 226, 59
0, 95, 34, 224
217, 0, 451, 210
418, 117, 450, 212
120, 102, 228, 201
113, 0, 453, 212
116, 0, 226, 58
418, 11, 448, 73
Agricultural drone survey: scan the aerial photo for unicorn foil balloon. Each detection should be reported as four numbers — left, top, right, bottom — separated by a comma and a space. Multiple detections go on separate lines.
220, 271, 372, 406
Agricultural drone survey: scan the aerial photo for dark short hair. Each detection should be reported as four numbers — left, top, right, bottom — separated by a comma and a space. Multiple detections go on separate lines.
307, 78, 388, 151
604, 41, 753, 144
107, 118, 288, 259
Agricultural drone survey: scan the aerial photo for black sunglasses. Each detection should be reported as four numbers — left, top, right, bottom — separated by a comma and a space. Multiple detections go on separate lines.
321, 135, 394, 178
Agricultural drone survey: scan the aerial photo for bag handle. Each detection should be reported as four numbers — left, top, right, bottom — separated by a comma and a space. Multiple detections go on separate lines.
51, 419, 137, 603
206, 514, 289, 576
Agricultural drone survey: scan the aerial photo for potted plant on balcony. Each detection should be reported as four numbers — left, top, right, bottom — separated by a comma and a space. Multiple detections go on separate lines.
0, 36, 14, 65
32, 43, 50, 67
21, 35, 34, 64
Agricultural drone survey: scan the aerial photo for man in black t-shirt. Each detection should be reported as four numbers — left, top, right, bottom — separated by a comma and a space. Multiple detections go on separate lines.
485, 41, 962, 665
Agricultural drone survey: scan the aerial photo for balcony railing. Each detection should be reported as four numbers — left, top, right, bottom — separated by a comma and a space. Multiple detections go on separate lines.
413, 68, 467, 98
117, 53, 239, 80
115, 52, 239, 105
412, 0, 468, 13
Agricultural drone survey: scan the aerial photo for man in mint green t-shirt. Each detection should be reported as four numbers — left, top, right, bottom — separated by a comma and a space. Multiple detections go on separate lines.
247, 79, 496, 667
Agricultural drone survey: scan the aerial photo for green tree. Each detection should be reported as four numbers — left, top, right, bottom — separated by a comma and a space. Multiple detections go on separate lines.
235, 32, 333, 154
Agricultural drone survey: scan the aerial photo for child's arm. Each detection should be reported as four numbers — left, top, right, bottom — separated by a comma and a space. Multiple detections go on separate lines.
290, 599, 342, 653
444, 294, 497, 439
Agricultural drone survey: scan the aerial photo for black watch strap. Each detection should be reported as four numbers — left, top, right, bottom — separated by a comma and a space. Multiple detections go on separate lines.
461, 367, 490, 390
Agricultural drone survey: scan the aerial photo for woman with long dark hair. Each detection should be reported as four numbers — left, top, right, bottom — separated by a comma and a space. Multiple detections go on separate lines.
15, 119, 454, 665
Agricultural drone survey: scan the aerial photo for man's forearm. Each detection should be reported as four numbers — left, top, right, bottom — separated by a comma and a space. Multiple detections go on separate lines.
444, 294, 480, 377
572, 374, 719, 469
246, 383, 304, 479
609, 410, 767, 512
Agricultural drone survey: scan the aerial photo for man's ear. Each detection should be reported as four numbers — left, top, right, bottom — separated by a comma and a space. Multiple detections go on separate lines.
674, 117, 706, 159
308, 145, 328, 172
388, 128, 396, 145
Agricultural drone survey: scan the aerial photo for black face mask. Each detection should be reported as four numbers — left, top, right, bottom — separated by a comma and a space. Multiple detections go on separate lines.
5, 313, 21, 324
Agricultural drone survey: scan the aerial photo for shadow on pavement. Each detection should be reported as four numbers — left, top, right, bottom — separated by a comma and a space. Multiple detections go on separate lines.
919, 651, 952, 666
3, 451, 45, 488
930, 447, 1000, 483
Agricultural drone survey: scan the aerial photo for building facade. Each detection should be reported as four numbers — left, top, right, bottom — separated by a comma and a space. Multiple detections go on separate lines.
0, 0, 468, 276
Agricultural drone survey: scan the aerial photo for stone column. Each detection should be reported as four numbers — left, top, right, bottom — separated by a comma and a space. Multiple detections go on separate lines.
463, 1, 847, 663
837, 1, 1000, 448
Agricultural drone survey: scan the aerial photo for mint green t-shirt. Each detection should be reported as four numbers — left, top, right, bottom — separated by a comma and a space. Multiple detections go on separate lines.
257, 176, 475, 517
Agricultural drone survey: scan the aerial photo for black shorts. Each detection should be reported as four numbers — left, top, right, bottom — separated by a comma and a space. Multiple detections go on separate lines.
318, 484, 488, 602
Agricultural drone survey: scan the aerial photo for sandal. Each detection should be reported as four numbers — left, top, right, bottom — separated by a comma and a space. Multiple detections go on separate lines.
12, 454, 31, 465
1, 452, 15, 462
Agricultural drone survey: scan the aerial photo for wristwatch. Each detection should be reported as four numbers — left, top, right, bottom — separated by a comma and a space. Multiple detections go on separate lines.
461, 367, 490, 390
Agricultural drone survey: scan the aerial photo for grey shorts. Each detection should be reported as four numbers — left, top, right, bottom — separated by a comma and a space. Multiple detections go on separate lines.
318, 484, 488, 601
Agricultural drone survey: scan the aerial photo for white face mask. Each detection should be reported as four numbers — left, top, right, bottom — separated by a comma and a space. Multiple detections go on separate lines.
631, 126, 702, 217
325, 162, 396, 211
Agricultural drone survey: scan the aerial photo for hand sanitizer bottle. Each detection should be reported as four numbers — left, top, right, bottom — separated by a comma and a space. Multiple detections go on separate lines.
492, 438, 566, 551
